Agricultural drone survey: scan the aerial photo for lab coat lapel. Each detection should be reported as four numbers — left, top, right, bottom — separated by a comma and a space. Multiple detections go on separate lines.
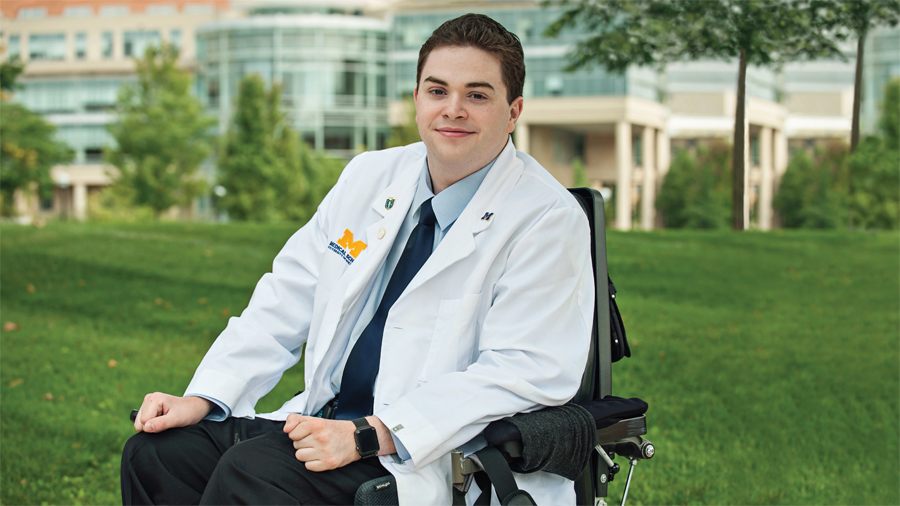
401, 140, 524, 297
309, 163, 421, 372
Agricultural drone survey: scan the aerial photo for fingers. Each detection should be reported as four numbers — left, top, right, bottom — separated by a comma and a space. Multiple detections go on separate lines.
286, 415, 318, 441
135, 393, 167, 432
283, 413, 304, 434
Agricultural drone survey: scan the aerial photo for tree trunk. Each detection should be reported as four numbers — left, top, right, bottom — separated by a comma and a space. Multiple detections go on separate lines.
732, 49, 748, 231
851, 31, 865, 153
849, 30, 866, 230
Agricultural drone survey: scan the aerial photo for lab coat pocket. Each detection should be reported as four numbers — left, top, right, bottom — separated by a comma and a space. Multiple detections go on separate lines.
418, 292, 482, 382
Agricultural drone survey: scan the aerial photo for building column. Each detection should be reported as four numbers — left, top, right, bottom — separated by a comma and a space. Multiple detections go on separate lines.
656, 128, 671, 179
615, 121, 633, 231
740, 119, 751, 229
73, 183, 88, 221
515, 121, 530, 154
758, 127, 774, 230
640, 127, 656, 230
772, 129, 788, 227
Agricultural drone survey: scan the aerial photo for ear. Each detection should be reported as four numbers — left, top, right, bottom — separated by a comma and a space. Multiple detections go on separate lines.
507, 96, 524, 134
413, 87, 419, 123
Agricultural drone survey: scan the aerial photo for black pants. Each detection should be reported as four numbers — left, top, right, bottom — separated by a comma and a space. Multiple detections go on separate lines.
121, 417, 391, 505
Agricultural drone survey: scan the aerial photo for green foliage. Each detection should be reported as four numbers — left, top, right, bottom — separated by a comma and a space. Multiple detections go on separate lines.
387, 96, 421, 148
816, 0, 900, 38
545, 0, 845, 73
1, 56, 25, 92
656, 142, 732, 229
774, 142, 850, 229
0, 102, 73, 217
2, 223, 898, 504
106, 44, 216, 218
879, 78, 900, 150
847, 137, 900, 229
88, 185, 156, 223
217, 74, 343, 222
571, 157, 589, 187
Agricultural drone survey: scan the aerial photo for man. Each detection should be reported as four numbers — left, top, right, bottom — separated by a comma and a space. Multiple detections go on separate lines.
122, 13, 593, 505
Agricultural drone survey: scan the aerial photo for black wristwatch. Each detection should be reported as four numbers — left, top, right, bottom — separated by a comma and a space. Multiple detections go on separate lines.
352, 418, 380, 459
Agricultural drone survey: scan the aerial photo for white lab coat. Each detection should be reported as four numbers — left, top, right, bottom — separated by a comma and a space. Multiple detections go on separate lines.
185, 139, 594, 505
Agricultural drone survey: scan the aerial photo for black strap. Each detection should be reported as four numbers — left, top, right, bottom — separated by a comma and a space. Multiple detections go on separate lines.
473, 447, 537, 506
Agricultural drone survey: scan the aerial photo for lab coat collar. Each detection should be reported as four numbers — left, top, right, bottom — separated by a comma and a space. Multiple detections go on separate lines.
400, 137, 524, 297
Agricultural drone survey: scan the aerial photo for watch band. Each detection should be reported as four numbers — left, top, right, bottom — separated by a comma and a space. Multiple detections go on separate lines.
352, 417, 380, 459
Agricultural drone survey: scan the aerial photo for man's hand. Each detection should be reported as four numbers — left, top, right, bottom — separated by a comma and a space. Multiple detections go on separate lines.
134, 393, 213, 433
283, 415, 396, 472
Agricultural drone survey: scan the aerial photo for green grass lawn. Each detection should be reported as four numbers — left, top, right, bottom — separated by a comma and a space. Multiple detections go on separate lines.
1, 222, 897, 505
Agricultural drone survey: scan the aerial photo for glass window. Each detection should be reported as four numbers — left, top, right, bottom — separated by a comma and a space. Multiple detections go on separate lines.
75, 33, 87, 59
85, 148, 104, 162
102, 32, 113, 58
170, 29, 182, 48
8, 35, 20, 58
751, 136, 760, 166
324, 127, 353, 150
99, 5, 130, 16
633, 135, 643, 167
184, 4, 214, 14
124, 31, 161, 58
29, 33, 66, 61
18, 7, 47, 19
147, 5, 178, 15
63, 6, 93, 17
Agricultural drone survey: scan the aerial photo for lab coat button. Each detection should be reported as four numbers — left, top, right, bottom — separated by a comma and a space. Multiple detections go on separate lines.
378, 228, 386, 239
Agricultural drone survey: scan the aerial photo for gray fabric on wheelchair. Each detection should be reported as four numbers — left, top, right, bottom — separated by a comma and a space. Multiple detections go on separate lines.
485, 403, 597, 481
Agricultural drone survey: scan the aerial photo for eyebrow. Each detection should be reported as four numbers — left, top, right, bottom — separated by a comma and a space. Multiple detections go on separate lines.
423, 76, 495, 91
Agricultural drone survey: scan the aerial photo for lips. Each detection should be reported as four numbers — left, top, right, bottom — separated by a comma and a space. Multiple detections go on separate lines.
436, 127, 474, 138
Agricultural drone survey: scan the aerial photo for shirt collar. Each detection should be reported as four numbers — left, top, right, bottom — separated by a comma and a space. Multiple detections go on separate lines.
413, 157, 497, 229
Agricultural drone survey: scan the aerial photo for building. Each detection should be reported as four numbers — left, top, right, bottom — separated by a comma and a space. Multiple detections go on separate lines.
4, 0, 888, 229
1, 0, 232, 219
196, 1, 391, 159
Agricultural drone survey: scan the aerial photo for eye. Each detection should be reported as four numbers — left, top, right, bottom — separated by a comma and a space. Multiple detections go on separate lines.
428, 88, 446, 96
470, 93, 487, 100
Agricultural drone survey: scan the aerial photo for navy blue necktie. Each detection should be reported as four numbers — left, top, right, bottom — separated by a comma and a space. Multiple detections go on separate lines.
335, 198, 437, 420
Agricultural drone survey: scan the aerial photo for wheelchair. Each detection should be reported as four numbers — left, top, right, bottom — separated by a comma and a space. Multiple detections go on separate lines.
355, 188, 656, 506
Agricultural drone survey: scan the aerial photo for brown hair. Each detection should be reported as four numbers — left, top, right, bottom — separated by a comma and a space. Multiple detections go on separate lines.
416, 13, 525, 104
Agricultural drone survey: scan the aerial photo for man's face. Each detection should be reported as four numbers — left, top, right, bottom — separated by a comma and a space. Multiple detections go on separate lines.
414, 46, 523, 187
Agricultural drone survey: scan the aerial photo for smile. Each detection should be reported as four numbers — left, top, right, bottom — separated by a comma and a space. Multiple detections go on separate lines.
436, 128, 474, 138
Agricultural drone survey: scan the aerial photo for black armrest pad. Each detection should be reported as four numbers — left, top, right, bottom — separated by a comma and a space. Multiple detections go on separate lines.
580, 396, 648, 429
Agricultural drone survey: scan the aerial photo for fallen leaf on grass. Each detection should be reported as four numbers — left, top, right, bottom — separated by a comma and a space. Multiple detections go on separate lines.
222, 308, 230, 317
8, 378, 24, 388
154, 298, 163, 305
20, 479, 26, 485
78, 279, 86, 286
164, 301, 172, 308
26, 284, 36, 293
659, 351, 666, 358
108, 359, 118, 368
204, 249, 213, 257
4, 321, 20, 331
117, 383, 123, 391
71, 443, 82, 449
44, 393, 53, 401
198, 297, 209, 305
187, 319, 196, 326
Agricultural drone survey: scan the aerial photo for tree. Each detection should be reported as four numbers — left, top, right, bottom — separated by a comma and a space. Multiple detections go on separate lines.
387, 96, 421, 148
846, 78, 900, 229
0, 58, 72, 216
217, 74, 343, 222
106, 44, 215, 218
545, 0, 845, 230
815, 0, 900, 152
773, 142, 849, 228
656, 141, 732, 229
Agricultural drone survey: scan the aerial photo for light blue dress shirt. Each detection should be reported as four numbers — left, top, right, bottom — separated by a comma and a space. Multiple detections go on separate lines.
191, 156, 496, 462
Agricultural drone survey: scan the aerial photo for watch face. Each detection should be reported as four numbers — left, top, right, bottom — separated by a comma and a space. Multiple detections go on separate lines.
356, 426, 379, 457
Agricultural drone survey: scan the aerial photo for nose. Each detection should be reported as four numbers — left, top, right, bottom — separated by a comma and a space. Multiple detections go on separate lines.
442, 94, 468, 120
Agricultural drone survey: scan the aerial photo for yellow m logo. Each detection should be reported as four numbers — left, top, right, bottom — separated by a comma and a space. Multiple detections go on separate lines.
336, 229, 367, 258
